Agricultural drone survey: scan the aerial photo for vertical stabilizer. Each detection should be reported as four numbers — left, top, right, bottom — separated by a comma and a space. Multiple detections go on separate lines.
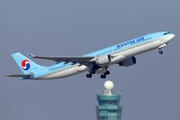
12, 52, 46, 74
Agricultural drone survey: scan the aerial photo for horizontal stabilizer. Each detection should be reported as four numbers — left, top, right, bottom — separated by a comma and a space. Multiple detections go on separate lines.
5, 74, 33, 78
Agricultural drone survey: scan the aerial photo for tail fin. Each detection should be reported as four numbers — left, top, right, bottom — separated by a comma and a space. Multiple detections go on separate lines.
12, 52, 46, 74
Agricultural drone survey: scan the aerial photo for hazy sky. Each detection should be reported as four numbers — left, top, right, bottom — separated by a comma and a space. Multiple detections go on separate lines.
1, 0, 180, 120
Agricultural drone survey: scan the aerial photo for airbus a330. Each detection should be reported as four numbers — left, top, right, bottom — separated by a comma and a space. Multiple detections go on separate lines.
6, 31, 175, 80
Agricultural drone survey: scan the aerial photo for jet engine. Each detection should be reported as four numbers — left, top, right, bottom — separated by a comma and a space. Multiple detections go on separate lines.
119, 56, 136, 67
96, 55, 111, 66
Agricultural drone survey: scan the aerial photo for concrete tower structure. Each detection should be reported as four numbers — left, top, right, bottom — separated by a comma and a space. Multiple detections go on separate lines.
96, 81, 122, 120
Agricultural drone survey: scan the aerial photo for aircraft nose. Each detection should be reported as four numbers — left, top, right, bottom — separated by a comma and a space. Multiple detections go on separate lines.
170, 34, 175, 41
166, 34, 175, 43
172, 34, 175, 39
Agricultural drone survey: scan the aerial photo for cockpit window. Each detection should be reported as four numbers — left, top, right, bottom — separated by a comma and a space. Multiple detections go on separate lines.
164, 32, 170, 35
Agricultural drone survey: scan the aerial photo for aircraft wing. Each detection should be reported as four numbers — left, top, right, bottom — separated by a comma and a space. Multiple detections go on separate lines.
27, 53, 95, 64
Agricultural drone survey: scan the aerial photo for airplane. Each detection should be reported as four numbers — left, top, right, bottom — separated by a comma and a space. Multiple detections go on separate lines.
6, 31, 175, 80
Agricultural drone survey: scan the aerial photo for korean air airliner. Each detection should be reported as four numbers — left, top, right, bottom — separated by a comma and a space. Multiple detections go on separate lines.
6, 31, 175, 80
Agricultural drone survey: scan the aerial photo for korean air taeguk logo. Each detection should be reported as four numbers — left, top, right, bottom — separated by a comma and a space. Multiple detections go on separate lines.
21, 60, 31, 70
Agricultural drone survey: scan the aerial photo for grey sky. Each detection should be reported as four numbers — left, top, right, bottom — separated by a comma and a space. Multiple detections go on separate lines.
1, 0, 180, 120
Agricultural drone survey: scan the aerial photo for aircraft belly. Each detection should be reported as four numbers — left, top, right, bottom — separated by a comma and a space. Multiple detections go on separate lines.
36, 66, 80, 80
77, 64, 93, 72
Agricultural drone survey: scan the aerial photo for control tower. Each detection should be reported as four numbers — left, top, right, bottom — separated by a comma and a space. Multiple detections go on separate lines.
96, 81, 122, 120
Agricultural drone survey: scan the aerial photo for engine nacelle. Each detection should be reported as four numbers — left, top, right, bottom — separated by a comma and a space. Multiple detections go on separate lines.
96, 55, 111, 66
119, 56, 136, 67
